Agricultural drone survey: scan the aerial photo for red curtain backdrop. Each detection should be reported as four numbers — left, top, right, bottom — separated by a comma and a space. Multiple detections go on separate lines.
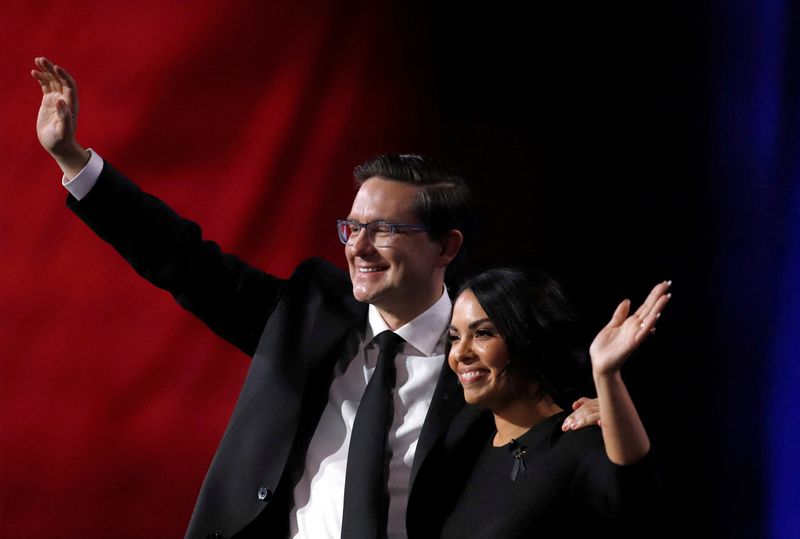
1, 2, 433, 536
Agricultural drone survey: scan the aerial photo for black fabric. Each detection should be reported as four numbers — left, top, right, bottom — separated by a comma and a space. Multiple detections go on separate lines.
342, 331, 405, 539
439, 411, 655, 539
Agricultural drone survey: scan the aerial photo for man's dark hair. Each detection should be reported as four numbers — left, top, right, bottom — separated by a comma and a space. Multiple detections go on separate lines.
354, 153, 475, 273
455, 268, 588, 409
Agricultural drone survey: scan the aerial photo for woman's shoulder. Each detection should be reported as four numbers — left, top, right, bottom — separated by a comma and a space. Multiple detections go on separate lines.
543, 411, 607, 462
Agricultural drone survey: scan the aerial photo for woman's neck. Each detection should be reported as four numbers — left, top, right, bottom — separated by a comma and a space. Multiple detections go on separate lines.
492, 397, 563, 447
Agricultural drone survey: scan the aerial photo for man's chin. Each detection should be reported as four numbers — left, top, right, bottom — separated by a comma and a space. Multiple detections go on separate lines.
351, 285, 380, 304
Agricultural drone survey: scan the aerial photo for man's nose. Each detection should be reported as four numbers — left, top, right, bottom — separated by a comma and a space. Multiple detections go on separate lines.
350, 227, 376, 255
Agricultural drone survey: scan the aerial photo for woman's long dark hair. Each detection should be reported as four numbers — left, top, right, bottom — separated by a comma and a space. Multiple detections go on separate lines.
455, 268, 589, 409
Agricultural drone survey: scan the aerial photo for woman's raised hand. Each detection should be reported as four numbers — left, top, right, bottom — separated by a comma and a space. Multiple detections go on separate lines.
589, 281, 671, 376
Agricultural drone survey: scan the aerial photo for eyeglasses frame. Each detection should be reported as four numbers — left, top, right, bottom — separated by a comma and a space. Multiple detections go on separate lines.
336, 219, 429, 246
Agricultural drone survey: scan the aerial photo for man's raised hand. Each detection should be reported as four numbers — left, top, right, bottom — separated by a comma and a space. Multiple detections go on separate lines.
31, 57, 89, 178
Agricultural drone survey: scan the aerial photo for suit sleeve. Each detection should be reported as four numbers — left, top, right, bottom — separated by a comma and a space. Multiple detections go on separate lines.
67, 160, 285, 357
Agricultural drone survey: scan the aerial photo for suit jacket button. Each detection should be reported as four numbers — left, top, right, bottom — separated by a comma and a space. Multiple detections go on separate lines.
206, 532, 225, 539
257, 487, 272, 501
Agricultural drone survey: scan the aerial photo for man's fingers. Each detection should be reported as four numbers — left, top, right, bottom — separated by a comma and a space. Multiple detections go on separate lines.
32, 58, 57, 94
55, 65, 78, 106
33, 57, 67, 95
31, 70, 51, 95
55, 65, 77, 89
37, 56, 56, 73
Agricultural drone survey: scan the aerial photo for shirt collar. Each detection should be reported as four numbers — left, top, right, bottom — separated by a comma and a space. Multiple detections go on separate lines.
366, 288, 452, 357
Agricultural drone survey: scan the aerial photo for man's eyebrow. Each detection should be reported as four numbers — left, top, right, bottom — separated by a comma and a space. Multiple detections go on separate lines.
355, 218, 392, 223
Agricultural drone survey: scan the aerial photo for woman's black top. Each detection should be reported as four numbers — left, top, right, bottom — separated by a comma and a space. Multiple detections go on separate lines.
439, 411, 654, 539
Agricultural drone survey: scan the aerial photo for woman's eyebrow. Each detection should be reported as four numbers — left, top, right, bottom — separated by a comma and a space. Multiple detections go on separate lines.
468, 319, 492, 330
448, 318, 493, 332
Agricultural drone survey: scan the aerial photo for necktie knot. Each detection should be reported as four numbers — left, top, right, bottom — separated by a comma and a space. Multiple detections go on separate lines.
374, 330, 404, 357
373, 331, 403, 389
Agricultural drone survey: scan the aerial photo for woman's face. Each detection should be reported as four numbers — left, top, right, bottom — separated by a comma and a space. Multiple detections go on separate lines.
448, 289, 515, 410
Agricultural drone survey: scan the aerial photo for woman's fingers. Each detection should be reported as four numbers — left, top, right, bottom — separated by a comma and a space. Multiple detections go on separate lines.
634, 291, 671, 341
562, 398, 601, 431
607, 299, 631, 328
632, 280, 671, 322
571, 397, 592, 411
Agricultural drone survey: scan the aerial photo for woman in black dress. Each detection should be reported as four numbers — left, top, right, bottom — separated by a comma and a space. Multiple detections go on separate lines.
442, 269, 670, 538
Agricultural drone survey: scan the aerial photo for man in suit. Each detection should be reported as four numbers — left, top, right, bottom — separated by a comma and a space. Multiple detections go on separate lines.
32, 57, 598, 538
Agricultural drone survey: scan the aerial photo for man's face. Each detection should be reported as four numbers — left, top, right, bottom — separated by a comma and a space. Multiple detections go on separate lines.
345, 177, 445, 323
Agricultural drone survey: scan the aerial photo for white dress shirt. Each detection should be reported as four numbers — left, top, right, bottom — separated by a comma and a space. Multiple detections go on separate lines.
62, 149, 103, 200
289, 294, 450, 539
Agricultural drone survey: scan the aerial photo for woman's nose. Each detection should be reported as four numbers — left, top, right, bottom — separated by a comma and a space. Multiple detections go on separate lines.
452, 339, 475, 363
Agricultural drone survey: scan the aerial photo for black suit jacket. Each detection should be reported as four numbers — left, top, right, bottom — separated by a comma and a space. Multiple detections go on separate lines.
69, 162, 491, 539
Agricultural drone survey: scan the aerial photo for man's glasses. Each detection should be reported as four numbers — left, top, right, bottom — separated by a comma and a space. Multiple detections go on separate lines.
336, 219, 428, 247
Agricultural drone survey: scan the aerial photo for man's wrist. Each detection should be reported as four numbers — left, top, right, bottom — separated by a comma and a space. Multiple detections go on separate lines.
52, 143, 90, 180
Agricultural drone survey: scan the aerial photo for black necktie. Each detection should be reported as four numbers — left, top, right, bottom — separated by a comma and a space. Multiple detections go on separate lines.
341, 330, 405, 539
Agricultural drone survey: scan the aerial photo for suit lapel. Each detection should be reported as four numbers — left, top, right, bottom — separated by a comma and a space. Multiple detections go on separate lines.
301, 292, 368, 388
409, 361, 466, 486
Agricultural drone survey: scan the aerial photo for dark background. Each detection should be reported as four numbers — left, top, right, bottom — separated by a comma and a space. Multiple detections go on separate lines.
428, 3, 712, 536
2, 1, 797, 537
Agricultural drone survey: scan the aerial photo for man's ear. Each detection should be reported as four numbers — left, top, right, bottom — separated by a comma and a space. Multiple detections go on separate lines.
437, 229, 464, 267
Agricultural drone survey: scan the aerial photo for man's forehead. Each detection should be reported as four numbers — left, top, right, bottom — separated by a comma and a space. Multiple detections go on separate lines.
347, 177, 419, 220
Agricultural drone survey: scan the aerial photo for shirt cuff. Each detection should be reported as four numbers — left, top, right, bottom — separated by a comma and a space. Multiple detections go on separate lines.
62, 149, 104, 201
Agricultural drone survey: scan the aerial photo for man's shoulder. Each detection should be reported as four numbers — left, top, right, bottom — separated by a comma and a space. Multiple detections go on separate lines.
285, 257, 357, 304
291, 257, 350, 286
